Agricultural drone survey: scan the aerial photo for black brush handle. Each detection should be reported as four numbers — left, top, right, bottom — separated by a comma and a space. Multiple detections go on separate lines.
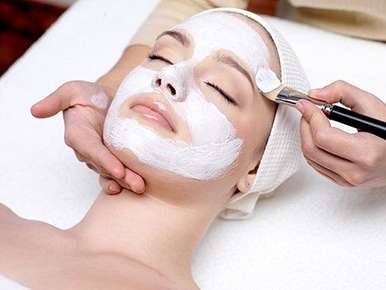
329, 105, 386, 139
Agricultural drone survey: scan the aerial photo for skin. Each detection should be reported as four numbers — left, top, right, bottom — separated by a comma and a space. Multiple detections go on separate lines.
296, 81, 386, 188
31, 44, 150, 194
1, 14, 279, 289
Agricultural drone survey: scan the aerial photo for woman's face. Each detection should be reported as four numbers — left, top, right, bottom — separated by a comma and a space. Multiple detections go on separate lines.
104, 12, 279, 205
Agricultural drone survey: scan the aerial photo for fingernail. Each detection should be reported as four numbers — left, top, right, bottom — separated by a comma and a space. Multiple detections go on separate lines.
130, 183, 143, 195
31, 103, 40, 112
135, 186, 145, 195
295, 100, 305, 114
108, 184, 119, 193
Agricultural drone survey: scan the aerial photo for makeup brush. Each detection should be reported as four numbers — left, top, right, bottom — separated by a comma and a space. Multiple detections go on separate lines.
264, 86, 386, 140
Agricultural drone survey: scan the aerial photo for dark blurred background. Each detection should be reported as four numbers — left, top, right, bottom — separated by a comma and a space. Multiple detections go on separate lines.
0, 0, 74, 76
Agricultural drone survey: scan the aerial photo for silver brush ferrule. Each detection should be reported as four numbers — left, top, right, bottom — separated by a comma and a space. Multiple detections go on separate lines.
275, 87, 333, 116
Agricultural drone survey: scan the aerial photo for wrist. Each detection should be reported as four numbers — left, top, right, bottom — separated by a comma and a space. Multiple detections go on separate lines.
96, 76, 118, 101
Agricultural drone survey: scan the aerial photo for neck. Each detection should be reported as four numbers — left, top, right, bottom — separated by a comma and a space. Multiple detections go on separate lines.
67, 190, 221, 283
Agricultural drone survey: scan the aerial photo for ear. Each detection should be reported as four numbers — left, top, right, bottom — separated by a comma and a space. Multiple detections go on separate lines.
236, 158, 260, 193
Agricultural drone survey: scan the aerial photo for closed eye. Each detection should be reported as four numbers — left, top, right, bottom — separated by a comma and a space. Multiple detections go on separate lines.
148, 53, 174, 65
205, 82, 237, 106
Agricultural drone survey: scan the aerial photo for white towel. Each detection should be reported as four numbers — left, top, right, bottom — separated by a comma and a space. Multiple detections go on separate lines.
0, 274, 29, 290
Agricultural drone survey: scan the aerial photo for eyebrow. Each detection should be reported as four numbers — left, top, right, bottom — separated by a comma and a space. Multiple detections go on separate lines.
215, 54, 254, 89
156, 30, 190, 47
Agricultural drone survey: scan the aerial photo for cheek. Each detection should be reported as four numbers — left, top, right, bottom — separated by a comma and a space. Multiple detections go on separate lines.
236, 130, 259, 168
227, 108, 263, 164
225, 107, 253, 144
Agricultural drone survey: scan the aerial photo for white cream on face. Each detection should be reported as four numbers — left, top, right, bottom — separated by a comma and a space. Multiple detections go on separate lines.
104, 66, 242, 180
174, 12, 281, 91
175, 12, 268, 75
104, 12, 277, 180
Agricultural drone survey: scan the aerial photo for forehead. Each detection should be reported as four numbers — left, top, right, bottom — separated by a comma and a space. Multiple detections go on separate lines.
172, 12, 270, 74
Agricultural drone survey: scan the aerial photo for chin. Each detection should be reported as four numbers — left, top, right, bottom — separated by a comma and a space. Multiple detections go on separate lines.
123, 154, 247, 217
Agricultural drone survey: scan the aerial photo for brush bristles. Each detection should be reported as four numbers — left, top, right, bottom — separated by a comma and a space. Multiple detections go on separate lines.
261, 84, 286, 102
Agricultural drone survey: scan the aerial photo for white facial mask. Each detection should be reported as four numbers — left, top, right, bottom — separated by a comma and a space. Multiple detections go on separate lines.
104, 66, 242, 180
104, 12, 276, 180
175, 12, 267, 74
174, 12, 281, 91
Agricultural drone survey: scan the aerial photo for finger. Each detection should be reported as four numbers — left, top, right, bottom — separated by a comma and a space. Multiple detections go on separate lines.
64, 124, 125, 180
297, 99, 336, 152
75, 152, 100, 173
31, 84, 76, 118
73, 137, 144, 193
298, 99, 376, 163
306, 158, 352, 187
297, 100, 358, 161
296, 99, 331, 130
75, 151, 108, 175
313, 125, 365, 162
99, 176, 122, 195
86, 163, 98, 172
75, 151, 86, 163
301, 119, 371, 186
91, 144, 125, 179
309, 80, 383, 117
300, 117, 352, 173
123, 168, 145, 194
82, 157, 111, 177
31, 81, 109, 119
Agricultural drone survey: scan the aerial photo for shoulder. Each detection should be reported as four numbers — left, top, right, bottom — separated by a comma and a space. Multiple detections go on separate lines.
117, 259, 199, 290
61, 250, 195, 290
0, 203, 27, 240
74, 253, 183, 290
0, 203, 18, 221
0, 203, 72, 267
0, 203, 67, 244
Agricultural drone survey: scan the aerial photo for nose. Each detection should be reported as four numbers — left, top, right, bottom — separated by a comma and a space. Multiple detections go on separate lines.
154, 78, 179, 99
153, 64, 189, 102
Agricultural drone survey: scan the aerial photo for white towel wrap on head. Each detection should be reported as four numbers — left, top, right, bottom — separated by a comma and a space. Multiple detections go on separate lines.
191, 8, 310, 219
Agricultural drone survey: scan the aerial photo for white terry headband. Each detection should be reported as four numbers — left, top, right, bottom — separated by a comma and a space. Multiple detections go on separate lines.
191, 8, 311, 219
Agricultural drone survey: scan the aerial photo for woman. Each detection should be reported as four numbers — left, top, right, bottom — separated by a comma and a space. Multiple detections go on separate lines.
33, 0, 386, 198
0, 8, 308, 289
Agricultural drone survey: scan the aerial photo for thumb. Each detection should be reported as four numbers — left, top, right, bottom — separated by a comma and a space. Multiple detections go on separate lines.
31, 81, 109, 118
296, 99, 331, 130
31, 85, 74, 118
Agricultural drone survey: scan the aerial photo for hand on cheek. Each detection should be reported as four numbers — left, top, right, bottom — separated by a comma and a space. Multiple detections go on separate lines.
31, 81, 147, 195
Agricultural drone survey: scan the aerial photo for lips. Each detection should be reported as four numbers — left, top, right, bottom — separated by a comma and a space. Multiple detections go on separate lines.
129, 97, 176, 133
